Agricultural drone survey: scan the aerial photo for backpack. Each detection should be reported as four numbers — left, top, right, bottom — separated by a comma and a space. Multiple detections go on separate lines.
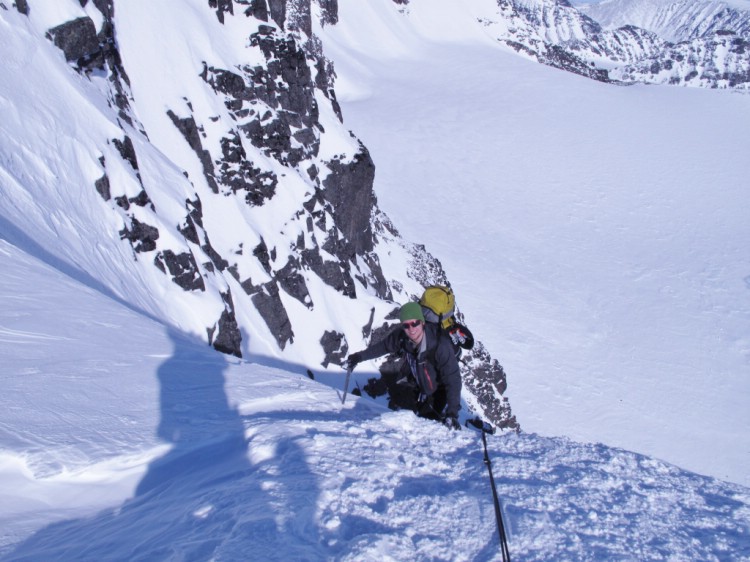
419, 285, 474, 354
419, 285, 456, 328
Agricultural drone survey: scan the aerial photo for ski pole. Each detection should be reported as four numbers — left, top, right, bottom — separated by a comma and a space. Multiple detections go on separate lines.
467, 418, 511, 562
341, 367, 353, 404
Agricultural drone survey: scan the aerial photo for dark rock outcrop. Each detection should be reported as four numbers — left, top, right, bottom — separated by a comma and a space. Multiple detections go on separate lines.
320, 330, 347, 367
119, 218, 159, 253
210, 291, 242, 357
251, 282, 294, 349
322, 145, 377, 256
154, 250, 205, 292
47, 17, 100, 64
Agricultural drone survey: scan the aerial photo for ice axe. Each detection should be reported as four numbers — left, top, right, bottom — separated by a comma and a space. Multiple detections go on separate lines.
341, 366, 353, 404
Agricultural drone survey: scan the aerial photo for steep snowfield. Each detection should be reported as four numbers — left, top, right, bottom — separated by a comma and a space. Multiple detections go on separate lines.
318, 0, 750, 487
1, 240, 749, 560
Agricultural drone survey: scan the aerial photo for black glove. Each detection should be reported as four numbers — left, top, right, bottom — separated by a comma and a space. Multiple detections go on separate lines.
346, 352, 363, 371
449, 323, 474, 350
443, 416, 461, 431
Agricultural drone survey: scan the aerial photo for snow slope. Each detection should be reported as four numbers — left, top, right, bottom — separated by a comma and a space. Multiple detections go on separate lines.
1, 0, 750, 558
318, 0, 750, 487
1, 239, 749, 561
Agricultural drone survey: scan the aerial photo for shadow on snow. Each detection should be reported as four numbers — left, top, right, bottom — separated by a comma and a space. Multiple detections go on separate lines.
3, 328, 376, 561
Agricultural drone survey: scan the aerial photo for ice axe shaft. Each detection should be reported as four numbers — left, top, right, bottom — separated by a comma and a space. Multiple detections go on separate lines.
341, 367, 353, 404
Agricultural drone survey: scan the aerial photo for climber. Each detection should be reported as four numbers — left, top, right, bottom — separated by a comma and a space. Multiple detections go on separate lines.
346, 302, 462, 430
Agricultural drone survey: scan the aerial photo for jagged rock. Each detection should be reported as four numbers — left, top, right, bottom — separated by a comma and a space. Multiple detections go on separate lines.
14, 0, 29, 15
251, 282, 294, 349
362, 307, 375, 339
218, 132, 278, 205
210, 291, 242, 357
610, 32, 750, 89
462, 342, 519, 431
47, 17, 99, 64
119, 218, 159, 253
154, 249, 205, 291
201, 236, 229, 272
210, 308, 241, 356
94, 174, 111, 201
242, 0, 270, 22
322, 145, 376, 256
167, 110, 219, 193
253, 239, 273, 274
320, 330, 347, 367
275, 256, 312, 307
358, 253, 392, 301
128, 190, 153, 209
268, 0, 287, 29
542, 44, 610, 82
208, 0, 233, 24
285, 0, 312, 36
407, 243, 449, 288
300, 247, 355, 297
178, 215, 200, 245
178, 197, 205, 245
317, 0, 338, 26
113, 136, 139, 173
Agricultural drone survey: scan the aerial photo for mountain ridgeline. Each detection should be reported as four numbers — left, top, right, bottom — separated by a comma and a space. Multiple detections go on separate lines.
479, 0, 750, 88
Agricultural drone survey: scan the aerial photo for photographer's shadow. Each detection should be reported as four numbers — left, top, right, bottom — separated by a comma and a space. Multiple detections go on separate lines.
4, 329, 319, 561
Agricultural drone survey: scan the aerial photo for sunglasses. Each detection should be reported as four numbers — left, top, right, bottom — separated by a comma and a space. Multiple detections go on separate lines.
402, 320, 422, 330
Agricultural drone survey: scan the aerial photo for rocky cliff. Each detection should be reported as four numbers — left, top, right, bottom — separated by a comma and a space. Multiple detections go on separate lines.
3, 0, 517, 429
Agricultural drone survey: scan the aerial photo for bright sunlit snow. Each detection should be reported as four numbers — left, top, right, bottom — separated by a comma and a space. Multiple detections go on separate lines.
319, 0, 750, 489
1, 0, 750, 560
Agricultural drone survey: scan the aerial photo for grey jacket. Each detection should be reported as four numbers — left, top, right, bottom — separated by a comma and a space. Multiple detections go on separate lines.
357, 322, 462, 418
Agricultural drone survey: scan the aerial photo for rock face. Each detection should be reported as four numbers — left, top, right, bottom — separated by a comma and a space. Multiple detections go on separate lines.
24, 0, 517, 427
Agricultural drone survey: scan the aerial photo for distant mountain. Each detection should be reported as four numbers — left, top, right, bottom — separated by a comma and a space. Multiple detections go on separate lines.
472, 0, 750, 88
579, 0, 750, 42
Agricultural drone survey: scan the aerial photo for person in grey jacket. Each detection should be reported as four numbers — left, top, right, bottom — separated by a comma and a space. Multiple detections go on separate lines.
347, 302, 462, 430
